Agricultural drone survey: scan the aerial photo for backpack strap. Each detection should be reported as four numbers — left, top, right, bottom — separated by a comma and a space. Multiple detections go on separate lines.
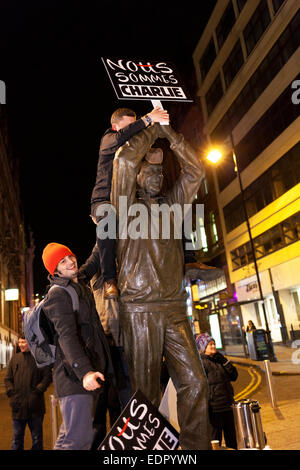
49, 284, 79, 311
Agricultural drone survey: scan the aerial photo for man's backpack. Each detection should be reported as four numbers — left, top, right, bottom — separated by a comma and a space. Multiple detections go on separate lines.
23, 285, 79, 368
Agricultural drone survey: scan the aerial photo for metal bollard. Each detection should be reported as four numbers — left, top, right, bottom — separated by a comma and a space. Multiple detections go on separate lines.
49, 394, 60, 449
232, 399, 266, 449
264, 359, 277, 408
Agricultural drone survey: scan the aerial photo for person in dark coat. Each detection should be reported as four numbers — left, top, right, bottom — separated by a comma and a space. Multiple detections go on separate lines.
4, 336, 52, 450
90, 106, 169, 299
41, 242, 115, 450
196, 333, 238, 449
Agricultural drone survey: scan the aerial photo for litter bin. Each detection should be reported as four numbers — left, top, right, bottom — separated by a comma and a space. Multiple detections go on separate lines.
246, 329, 270, 361
232, 399, 266, 449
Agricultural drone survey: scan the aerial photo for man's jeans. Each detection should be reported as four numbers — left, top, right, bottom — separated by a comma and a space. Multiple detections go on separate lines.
12, 416, 43, 450
55, 394, 94, 450
92, 202, 117, 282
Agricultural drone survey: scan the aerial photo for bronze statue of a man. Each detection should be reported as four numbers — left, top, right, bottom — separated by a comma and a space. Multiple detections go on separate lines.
111, 122, 210, 450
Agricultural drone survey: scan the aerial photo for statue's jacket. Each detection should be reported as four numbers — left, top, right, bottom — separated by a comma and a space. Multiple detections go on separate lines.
111, 124, 205, 313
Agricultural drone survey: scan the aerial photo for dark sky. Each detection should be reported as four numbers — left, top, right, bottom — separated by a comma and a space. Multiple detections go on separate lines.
0, 0, 216, 294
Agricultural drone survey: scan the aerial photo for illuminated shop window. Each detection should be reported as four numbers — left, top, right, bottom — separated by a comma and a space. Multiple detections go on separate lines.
199, 217, 208, 252
210, 212, 219, 244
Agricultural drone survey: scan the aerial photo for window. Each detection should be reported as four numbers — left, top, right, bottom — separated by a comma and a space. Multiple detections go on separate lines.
199, 217, 208, 252
230, 212, 300, 270
223, 39, 244, 88
234, 76, 300, 172
292, 292, 300, 321
205, 74, 224, 116
282, 217, 300, 245
223, 141, 300, 232
211, 9, 300, 143
272, 0, 285, 13
243, 0, 271, 55
237, 0, 247, 13
254, 302, 262, 326
216, 1, 236, 49
199, 38, 217, 81
223, 193, 244, 233
290, 9, 300, 48
210, 212, 219, 244
199, 177, 209, 199
203, 178, 209, 196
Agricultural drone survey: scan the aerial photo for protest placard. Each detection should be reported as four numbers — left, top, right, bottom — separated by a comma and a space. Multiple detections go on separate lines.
102, 57, 192, 102
99, 390, 180, 450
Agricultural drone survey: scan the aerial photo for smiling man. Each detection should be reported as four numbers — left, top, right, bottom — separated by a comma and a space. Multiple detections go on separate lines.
41, 242, 114, 450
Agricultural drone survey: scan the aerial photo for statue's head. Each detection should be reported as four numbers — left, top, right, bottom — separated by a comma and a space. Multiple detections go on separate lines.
137, 148, 164, 197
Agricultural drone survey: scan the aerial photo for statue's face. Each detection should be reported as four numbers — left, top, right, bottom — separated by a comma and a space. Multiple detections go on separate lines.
137, 164, 163, 196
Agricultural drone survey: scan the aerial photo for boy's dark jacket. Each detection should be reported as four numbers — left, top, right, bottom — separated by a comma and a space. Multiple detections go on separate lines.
5, 352, 52, 419
42, 275, 114, 398
91, 119, 146, 206
201, 353, 238, 413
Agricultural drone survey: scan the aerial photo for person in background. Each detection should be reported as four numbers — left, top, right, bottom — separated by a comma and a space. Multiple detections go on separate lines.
246, 320, 257, 332
4, 336, 52, 450
196, 332, 238, 449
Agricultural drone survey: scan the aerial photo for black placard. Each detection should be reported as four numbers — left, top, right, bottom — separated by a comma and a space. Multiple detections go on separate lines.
99, 390, 180, 450
102, 57, 193, 102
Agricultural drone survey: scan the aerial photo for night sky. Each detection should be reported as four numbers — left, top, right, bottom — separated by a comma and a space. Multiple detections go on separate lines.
0, 0, 216, 295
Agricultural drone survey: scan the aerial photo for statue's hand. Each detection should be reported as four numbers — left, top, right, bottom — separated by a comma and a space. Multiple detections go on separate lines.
185, 262, 224, 283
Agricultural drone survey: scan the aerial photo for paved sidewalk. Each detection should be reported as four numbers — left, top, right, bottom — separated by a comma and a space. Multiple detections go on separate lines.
1, 344, 299, 451
227, 343, 300, 375
227, 343, 300, 450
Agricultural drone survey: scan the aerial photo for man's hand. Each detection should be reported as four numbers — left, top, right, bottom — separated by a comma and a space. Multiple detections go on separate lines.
148, 106, 169, 124
82, 371, 105, 391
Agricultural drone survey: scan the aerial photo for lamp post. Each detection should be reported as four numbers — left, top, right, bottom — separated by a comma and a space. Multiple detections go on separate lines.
207, 136, 277, 362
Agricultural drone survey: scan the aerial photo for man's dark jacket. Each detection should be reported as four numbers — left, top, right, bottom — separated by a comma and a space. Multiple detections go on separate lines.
4, 351, 52, 419
91, 119, 146, 207
42, 275, 114, 398
200, 353, 238, 413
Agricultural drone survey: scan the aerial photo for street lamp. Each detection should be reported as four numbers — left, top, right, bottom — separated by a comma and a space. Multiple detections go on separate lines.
5, 288, 19, 345
206, 136, 277, 362
206, 148, 222, 164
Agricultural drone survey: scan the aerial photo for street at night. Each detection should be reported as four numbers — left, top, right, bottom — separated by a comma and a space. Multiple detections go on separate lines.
1, 345, 300, 451
0, 0, 299, 456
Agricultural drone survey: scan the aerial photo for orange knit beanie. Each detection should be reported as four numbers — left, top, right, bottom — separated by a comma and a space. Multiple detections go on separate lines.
42, 243, 75, 275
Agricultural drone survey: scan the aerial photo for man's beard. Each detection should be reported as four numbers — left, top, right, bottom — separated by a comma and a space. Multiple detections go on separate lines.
56, 268, 78, 279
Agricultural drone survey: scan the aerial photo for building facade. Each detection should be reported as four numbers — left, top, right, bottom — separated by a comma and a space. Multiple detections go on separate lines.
167, 72, 232, 343
193, 0, 300, 347
0, 105, 28, 367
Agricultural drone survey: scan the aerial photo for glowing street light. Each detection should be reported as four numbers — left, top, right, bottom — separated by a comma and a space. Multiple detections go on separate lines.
205, 136, 277, 361
206, 148, 222, 164
5, 289, 19, 301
